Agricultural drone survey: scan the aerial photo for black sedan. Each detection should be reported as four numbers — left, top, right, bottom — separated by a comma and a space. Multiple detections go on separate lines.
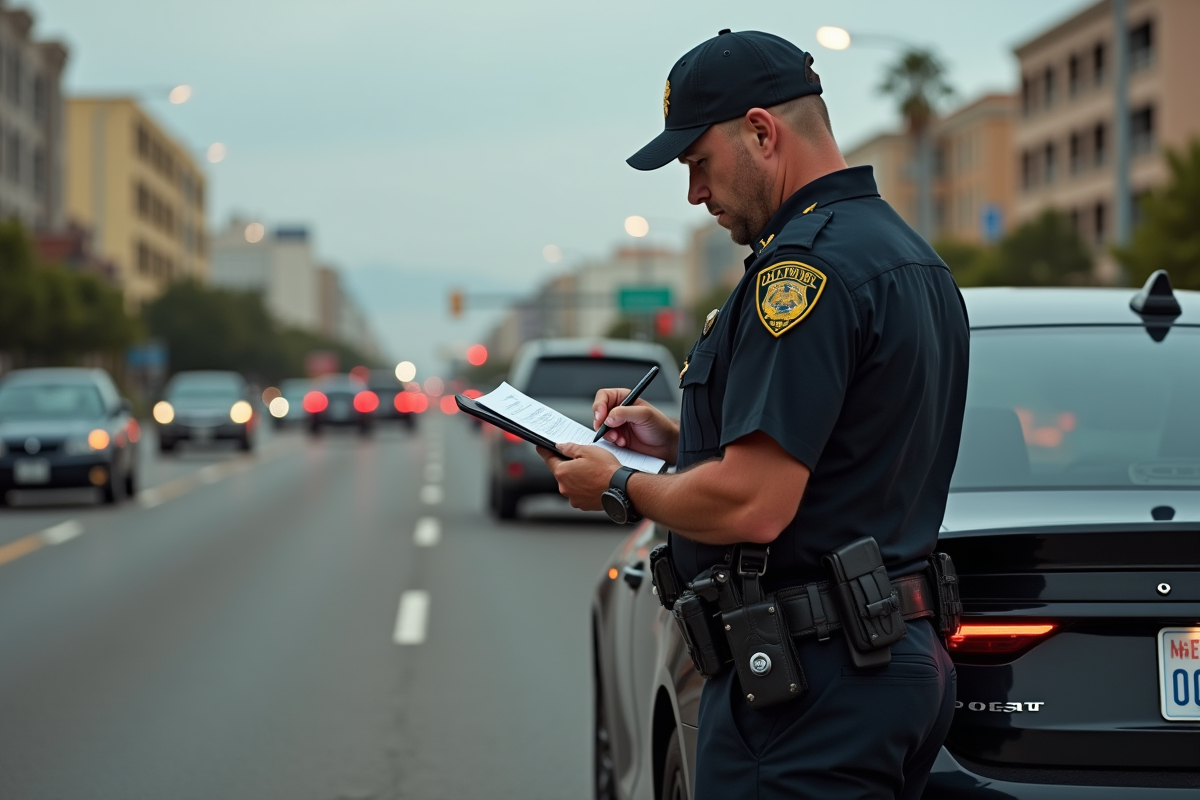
303, 374, 376, 436
0, 368, 139, 504
153, 371, 257, 453
591, 275, 1200, 799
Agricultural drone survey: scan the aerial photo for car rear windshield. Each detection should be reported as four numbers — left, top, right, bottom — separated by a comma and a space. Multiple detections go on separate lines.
952, 326, 1200, 490
168, 375, 243, 401
0, 383, 106, 420
523, 357, 674, 402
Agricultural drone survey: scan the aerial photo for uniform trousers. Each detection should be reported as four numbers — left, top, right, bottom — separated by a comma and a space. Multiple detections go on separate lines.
695, 618, 956, 800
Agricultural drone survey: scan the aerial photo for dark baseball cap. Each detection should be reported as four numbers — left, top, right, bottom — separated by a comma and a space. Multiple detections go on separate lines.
627, 30, 823, 171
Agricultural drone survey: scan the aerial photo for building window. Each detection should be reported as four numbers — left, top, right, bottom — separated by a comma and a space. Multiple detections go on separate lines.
32, 75, 45, 123
1021, 150, 1035, 190
1130, 20, 1154, 71
1068, 54, 1081, 97
136, 125, 150, 158
6, 131, 20, 185
1093, 123, 1107, 167
1094, 201, 1107, 245
1021, 75, 1033, 116
1042, 66, 1056, 109
1069, 132, 1083, 174
137, 241, 151, 275
32, 146, 44, 198
6, 52, 20, 105
1093, 42, 1106, 86
1131, 105, 1155, 155
1043, 141, 1056, 184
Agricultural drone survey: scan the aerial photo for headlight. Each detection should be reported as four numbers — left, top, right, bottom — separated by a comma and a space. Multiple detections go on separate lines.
230, 400, 253, 424
88, 429, 111, 450
153, 401, 175, 424
268, 397, 290, 418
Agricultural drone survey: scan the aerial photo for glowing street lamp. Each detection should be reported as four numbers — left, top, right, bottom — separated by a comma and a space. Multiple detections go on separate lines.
815, 26, 851, 51
624, 215, 650, 238
395, 361, 417, 382
207, 142, 227, 163
168, 84, 194, 104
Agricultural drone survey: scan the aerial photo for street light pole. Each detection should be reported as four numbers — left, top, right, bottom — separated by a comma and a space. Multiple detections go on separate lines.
1112, 0, 1132, 256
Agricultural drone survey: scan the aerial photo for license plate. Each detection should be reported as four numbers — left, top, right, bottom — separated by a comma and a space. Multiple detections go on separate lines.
192, 427, 215, 441
330, 400, 350, 419
1157, 627, 1200, 721
14, 458, 50, 484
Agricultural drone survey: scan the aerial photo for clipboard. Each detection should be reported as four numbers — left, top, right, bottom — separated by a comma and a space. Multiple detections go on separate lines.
455, 395, 571, 459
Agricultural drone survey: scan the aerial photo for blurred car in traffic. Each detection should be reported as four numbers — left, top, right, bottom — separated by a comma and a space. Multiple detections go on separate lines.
304, 374, 376, 436
368, 369, 416, 430
591, 279, 1200, 800
487, 339, 681, 520
0, 368, 140, 505
268, 378, 312, 428
154, 371, 257, 453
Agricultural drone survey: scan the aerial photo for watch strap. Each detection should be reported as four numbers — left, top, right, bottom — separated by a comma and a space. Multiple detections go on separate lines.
610, 466, 638, 493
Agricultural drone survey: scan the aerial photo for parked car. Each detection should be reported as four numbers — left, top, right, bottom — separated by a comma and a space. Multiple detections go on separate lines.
487, 339, 682, 520
0, 368, 139, 504
592, 278, 1200, 800
368, 369, 416, 430
304, 374, 375, 436
153, 371, 257, 453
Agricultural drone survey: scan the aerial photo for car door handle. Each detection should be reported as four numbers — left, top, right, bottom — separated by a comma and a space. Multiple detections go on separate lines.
623, 562, 645, 591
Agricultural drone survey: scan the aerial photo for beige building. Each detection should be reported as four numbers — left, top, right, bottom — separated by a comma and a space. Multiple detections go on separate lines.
0, 3, 67, 230
64, 98, 208, 306
845, 94, 1016, 244
1013, 0, 1200, 280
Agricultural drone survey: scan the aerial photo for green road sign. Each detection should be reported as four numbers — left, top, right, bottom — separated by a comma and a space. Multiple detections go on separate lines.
617, 286, 672, 312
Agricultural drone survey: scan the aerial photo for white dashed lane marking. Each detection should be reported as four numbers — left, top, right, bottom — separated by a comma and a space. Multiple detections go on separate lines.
413, 517, 441, 547
420, 485, 443, 505
393, 590, 430, 645
40, 519, 84, 545
424, 463, 443, 483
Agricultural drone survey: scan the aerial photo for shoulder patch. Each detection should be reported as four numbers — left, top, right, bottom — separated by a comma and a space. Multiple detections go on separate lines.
755, 261, 827, 337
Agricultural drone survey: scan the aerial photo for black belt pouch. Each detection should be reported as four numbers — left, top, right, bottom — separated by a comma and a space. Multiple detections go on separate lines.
649, 543, 681, 610
721, 599, 806, 709
824, 536, 906, 669
672, 590, 728, 679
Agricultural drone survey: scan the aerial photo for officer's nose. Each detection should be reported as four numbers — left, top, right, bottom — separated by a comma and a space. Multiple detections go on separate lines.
687, 171, 710, 206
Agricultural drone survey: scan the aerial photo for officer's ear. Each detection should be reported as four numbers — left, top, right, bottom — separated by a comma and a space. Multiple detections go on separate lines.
744, 108, 779, 158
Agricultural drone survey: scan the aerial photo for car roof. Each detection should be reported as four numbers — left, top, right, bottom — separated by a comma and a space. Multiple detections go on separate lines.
961, 287, 1200, 328
170, 370, 245, 382
0, 367, 109, 385
514, 338, 677, 363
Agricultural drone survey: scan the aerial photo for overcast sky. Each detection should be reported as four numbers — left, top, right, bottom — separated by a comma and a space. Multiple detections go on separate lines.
31, 0, 1087, 375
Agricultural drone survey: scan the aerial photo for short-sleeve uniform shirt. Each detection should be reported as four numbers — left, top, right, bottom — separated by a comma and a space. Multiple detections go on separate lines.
670, 166, 970, 588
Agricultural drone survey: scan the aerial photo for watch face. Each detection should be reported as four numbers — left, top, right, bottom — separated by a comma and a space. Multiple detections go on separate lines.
601, 490, 628, 524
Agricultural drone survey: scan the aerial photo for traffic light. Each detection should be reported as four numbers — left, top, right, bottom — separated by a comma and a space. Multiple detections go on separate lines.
655, 309, 675, 337
450, 290, 464, 318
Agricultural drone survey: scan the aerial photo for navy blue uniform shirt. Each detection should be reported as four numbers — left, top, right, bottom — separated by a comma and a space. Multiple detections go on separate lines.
670, 166, 969, 588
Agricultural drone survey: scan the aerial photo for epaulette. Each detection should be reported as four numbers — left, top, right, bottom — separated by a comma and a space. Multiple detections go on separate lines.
755, 210, 833, 263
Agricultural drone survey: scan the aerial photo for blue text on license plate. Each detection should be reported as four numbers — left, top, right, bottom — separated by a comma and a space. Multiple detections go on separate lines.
1158, 627, 1200, 721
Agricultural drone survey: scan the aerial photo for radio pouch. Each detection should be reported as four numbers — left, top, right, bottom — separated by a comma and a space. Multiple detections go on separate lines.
649, 543, 681, 610
926, 552, 962, 645
672, 590, 729, 679
824, 537, 906, 669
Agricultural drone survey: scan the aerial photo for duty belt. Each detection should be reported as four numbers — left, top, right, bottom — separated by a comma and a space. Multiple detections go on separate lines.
775, 573, 934, 642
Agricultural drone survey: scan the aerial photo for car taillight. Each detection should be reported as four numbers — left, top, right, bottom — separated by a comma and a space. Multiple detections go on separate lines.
411, 394, 429, 413
394, 393, 413, 413
302, 391, 328, 413
439, 395, 458, 414
503, 432, 523, 444
506, 462, 524, 478
126, 419, 142, 443
353, 390, 379, 413
948, 623, 1057, 655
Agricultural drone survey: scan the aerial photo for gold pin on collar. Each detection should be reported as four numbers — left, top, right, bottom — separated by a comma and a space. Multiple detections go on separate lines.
678, 361, 689, 386
703, 308, 719, 336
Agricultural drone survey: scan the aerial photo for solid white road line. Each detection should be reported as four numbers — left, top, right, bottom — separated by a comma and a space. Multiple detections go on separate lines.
420, 484, 443, 505
424, 463, 444, 483
413, 517, 441, 547
393, 590, 430, 645
40, 519, 83, 545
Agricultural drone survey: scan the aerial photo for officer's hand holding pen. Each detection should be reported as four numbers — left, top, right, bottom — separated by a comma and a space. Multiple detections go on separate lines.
591, 388, 680, 464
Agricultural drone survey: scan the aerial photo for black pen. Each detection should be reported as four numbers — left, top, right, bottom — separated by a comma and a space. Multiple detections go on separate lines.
593, 365, 660, 443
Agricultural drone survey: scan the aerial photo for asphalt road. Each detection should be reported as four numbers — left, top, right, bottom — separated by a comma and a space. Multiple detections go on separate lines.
0, 413, 624, 799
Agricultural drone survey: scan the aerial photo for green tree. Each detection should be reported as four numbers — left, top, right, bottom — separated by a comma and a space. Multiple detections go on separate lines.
1114, 139, 1200, 290
989, 209, 1092, 286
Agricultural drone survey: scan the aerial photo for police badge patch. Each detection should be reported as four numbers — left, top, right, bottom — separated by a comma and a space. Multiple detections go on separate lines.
756, 261, 826, 337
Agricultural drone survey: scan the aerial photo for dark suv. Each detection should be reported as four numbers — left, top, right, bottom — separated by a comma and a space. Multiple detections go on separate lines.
591, 280, 1200, 800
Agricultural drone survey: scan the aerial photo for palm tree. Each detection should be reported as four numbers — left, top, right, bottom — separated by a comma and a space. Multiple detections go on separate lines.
879, 48, 954, 240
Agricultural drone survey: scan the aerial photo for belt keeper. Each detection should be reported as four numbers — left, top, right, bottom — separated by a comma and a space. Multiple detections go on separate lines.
806, 583, 830, 641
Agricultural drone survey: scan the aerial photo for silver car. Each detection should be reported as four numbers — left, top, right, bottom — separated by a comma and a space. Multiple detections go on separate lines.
487, 339, 682, 520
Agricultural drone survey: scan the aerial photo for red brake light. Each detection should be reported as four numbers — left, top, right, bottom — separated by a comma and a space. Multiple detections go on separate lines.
506, 462, 524, 478
439, 395, 458, 414
411, 394, 429, 413
948, 623, 1057, 655
463, 389, 483, 399
394, 392, 414, 413
353, 390, 379, 413
503, 431, 523, 444
126, 419, 142, 443
302, 391, 328, 413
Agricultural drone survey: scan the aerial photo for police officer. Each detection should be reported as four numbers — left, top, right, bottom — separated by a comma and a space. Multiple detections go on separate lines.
538, 30, 968, 800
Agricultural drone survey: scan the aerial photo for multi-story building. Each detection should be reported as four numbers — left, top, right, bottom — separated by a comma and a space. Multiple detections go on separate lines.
1013, 0, 1200, 280
315, 264, 379, 358
0, 3, 67, 230
686, 222, 747, 297
64, 98, 208, 306
209, 220, 319, 332
844, 94, 1016, 244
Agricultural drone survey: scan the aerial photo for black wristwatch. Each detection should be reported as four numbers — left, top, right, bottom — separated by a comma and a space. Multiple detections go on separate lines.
601, 466, 642, 525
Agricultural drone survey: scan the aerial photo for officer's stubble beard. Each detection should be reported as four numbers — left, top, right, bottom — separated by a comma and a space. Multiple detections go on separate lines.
718, 135, 775, 247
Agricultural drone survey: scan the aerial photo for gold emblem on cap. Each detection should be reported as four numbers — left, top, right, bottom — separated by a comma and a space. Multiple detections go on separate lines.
663, 80, 671, 118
